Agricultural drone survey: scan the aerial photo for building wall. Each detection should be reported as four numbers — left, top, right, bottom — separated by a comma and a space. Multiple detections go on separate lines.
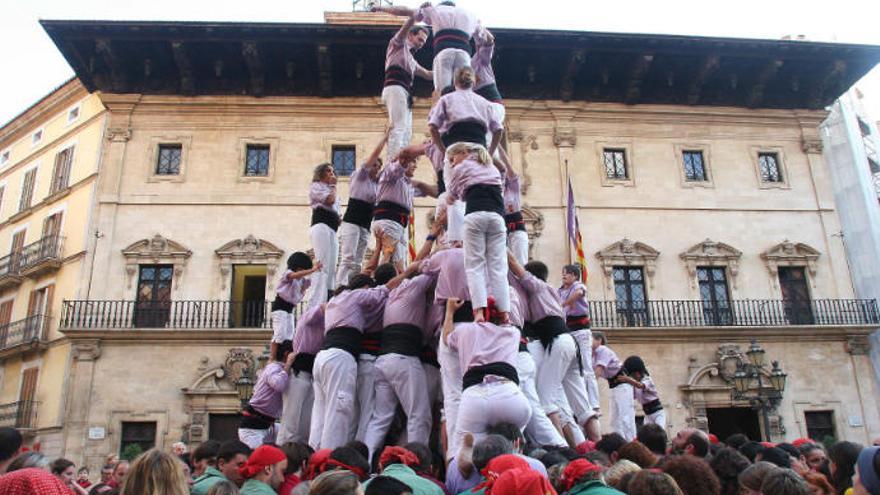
0, 80, 105, 454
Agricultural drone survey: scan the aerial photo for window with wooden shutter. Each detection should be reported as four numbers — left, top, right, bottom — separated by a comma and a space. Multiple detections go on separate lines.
18, 169, 37, 212
50, 146, 74, 194
18, 367, 38, 428
41, 213, 63, 258
10, 230, 26, 273
0, 300, 13, 349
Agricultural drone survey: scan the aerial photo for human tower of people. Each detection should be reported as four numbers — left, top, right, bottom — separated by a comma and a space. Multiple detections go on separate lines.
238, 0, 665, 466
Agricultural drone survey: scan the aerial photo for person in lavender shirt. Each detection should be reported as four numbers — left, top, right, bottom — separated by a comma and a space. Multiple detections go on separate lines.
308, 164, 341, 309
592, 331, 637, 441
308, 261, 417, 450
277, 304, 325, 445
336, 132, 388, 287
472, 27, 505, 153
500, 146, 528, 266
270, 252, 322, 363
371, 144, 425, 268
446, 141, 509, 322
623, 355, 665, 430
238, 341, 296, 449
369, 6, 432, 162
558, 264, 602, 439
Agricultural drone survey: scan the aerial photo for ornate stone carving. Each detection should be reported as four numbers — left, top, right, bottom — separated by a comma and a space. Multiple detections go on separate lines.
224, 347, 257, 384
106, 127, 132, 142
72, 340, 102, 361
846, 335, 871, 355
761, 240, 820, 287
215, 235, 284, 290
596, 238, 660, 290
508, 132, 537, 194
715, 344, 746, 384
522, 206, 545, 261
801, 138, 823, 154
122, 234, 192, 290
680, 239, 743, 289
553, 127, 577, 148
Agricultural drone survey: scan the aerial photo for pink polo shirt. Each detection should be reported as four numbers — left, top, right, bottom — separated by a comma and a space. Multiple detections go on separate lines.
447, 322, 519, 371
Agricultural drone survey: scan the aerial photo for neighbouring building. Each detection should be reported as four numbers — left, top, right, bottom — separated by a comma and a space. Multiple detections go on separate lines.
0, 79, 106, 456
25, 15, 880, 467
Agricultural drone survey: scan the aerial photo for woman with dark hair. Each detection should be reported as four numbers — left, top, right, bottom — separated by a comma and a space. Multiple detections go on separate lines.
308, 163, 340, 309
270, 252, 320, 362
828, 441, 863, 494
627, 470, 684, 495
51, 458, 90, 495
709, 448, 750, 495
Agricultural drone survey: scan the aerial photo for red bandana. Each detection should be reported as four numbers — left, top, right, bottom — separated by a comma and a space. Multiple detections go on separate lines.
379, 446, 420, 469
490, 468, 557, 495
576, 440, 597, 455
239, 445, 287, 479
0, 468, 71, 495
474, 454, 531, 493
306, 449, 332, 480
561, 459, 602, 492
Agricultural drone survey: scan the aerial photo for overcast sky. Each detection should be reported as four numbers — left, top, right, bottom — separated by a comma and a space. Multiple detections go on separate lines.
3, 0, 880, 125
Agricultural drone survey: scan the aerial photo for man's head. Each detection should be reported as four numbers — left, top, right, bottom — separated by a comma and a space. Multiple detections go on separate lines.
312, 163, 337, 185
172, 442, 188, 456
596, 432, 627, 460
487, 423, 525, 454
561, 265, 580, 286
240, 445, 288, 489
523, 261, 549, 281
218, 440, 252, 486
0, 427, 23, 473
112, 460, 129, 486
760, 468, 811, 495
328, 446, 370, 481
757, 446, 792, 469
191, 439, 221, 476
274, 340, 294, 363
287, 252, 313, 272
473, 435, 514, 471
100, 464, 114, 482
366, 475, 413, 495
281, 442, 311, 479
407, 25, 429, 50
374, 263, 398, 286
725, 433, 749, 451
672, 428, 709, 457
637, 423, 668, 457
591, 331, 607, 350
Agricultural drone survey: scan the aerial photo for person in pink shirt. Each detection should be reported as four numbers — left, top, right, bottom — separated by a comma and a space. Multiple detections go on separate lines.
271, 252, 322, 363
277, 304, 325, 445
446, 141, 509, 323
443, 297, 531, 460
309, 164, 341, 309
238, 342, 296, 449
369, 6, 432, 161
371, 145, 425, 268
472, 27, 505, 154
623, 355, 664, 430
337, 132, 388, 287
500, 147, 528, 266
592, 331, 637, 441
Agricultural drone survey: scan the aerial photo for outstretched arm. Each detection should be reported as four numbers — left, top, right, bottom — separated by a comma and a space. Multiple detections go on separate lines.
363, 128, 391, 169
415, 208, 447, 261
507, 250, 526, 278
488, 129, 503, 157
443, 298, 465, 345
386, 260, 422, 290
499, 145, 515, 179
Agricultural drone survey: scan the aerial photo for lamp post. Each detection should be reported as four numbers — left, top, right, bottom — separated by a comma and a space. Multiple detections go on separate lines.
235, 367, 255, 408
731, 339, 787, 442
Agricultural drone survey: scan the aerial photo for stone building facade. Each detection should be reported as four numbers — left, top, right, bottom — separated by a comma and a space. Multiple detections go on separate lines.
28, 18, 880, 466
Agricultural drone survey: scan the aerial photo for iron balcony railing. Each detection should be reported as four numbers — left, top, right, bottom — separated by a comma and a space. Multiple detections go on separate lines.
59, 298, 879, 330
0, 235, 63, 279
0, 315, 50, 352
0, 400, 39, 429
60, 300, 307, 330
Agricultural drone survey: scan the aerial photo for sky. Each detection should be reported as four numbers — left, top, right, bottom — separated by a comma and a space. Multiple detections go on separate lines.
3, 0, 880, 125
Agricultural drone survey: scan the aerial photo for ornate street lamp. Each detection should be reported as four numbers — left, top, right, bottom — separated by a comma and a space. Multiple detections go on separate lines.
236, 368, 255, 407
746, 339, 766, 367
731, 339, 786, 442
733, 369, 750, 395
769, 360, 787, 393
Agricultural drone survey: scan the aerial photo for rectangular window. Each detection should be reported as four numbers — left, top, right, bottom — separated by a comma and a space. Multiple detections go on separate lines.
50, 146, 75, 194
804, 411, 836, 444
697, 267, 732, 325
31, 130, 43, 146
778, 266, 813, 324
67, 106, 80, 123
19, 169, 37, 212
331, 145, 357, 177
244, 144, 271, 177
135, 264, 173, 328
613, 266, 648, 326
120, 421, 157, 459
155, 144, 182, 176
758, 152, 783, 183
683, 150, 708, 182
603, 149, 628, 180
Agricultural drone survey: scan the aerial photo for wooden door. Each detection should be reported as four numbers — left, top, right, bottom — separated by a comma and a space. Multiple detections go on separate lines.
135, 265, 173, 327
779, 267, 813, 324
18, 367, 38, 428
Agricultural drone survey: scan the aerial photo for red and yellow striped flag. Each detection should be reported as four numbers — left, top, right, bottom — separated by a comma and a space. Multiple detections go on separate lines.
408, 211, 417, 261
566, 176, 588, 283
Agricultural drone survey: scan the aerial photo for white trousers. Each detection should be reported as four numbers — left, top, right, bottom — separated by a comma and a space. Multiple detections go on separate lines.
382, 85, 412, 162
277, 371, 314, 445
454, 380, 531, 459
611, 383, 637, 441
371, 219, 407, 266
442, 163, 466, 243
336, 221, 369, 287
363, 354, 432, 460
355, 354, 378, 442
309, 224, 338, 308
271, 310, 295, 343
433, 49, 472, 93
438, 331, 463, 460
485, 102, 506, 153
508, 230, 529, 267
463, 212, 509, 312
238, 428, 271, 450
528, 335, 575, 417
569, 329, 601, 411
644, 408, 667, 430
310, 348, 357, 450
517, 351, 567, 447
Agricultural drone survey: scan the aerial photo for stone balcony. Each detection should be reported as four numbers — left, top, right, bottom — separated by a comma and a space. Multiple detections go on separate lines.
0, 235, 64, 289
0, 400, 39, 430
0, 315, 50, 359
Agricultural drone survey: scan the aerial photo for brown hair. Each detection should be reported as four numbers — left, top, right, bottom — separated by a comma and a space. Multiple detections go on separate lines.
760, 469, 811, 495
205, 480, 240, 495
312, 163, 333, 183
737, 461, 780, 491
619, 441, 659, 469
308, 470, 360, 495
660, 455, 721, 495
605, 459, 641, 489
592, 330, 607, 345
119, 449, 189, 495
802, 472, 834, 495
454, 66, 475, 89
445, 142, 492, 166
628, 470, 683, 495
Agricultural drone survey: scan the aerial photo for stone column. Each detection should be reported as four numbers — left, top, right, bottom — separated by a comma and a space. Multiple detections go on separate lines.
61, 340, 102, 467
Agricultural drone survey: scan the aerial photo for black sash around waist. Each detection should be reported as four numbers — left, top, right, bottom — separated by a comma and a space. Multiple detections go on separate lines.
311, 207, 341, 231
462, 362, 519, 390
464, 184, 504, 216
343, 197, 375, 230
380, 323, 423, 357
271, 295, 294, 313
643, 399, 663, 415
384, 65, 413, 92
361, 333, 382, 356
566, 314, 591, 331
608, 370, 628, 389
475, 83, 503, 103
441, 121, 488, 148
504, 211, 526, 233
322, 326, 362, 359
532, 315, 567, 351
240, 404, 275, 430
292, 353, 316, 376
433, 28, 472, 54
420, 346, 440, 368
373, 200, 410, 227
